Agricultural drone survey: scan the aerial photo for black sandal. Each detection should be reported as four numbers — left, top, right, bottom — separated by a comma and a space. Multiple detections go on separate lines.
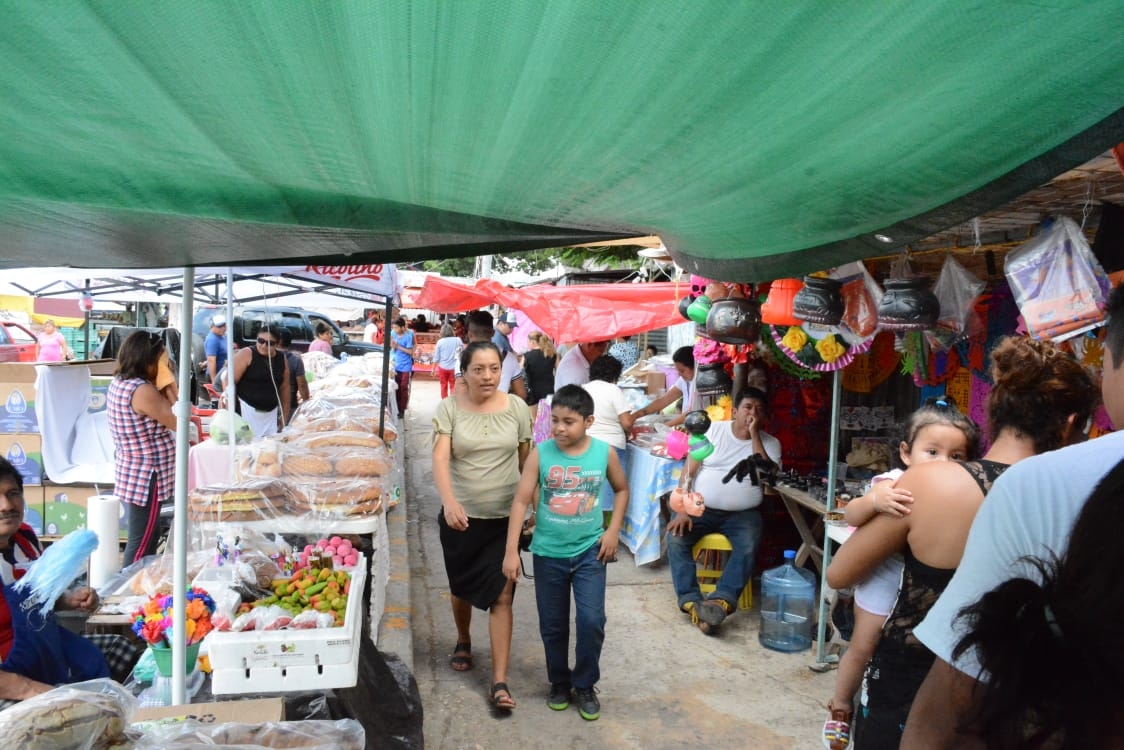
450, 642, 473, 672
491, 681, 516, 710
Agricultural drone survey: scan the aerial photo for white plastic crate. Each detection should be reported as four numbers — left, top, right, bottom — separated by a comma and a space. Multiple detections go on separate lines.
208, 554, 367, 694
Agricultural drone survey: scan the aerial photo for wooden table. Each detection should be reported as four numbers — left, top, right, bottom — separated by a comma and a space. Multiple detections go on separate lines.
772, 483, 829, 573
772, 483, 855, 575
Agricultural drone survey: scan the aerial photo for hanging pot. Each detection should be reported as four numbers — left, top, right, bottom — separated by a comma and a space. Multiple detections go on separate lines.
678, 295, 695, 321
687, 295, 713, 325
683, 409, 712, 436
705, 298, 762, 345
792, 276, 844, 326
761, 278, 805, 326
694, 363, 733, 397
688, 434, 715, 462
877, 277, 940, 331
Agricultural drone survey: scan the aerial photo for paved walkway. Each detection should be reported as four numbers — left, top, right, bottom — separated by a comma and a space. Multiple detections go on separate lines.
394, 378, 833, 750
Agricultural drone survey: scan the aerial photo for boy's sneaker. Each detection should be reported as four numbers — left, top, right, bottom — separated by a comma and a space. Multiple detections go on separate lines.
547, 683, 571, 711
575, 687, 600, 721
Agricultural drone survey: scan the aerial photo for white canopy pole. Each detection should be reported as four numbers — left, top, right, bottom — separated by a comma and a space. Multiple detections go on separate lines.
171, 267, 195, 704
814, 368, 843, 666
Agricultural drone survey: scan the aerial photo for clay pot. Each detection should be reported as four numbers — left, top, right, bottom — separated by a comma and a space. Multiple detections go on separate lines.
694, 363, 733, 397
705, 298, 762, 345
686, 295, 713, 325
688, 435, 715, 462
792, 276, 844, 326
761, 278, 805, 326
683, 410, 712, 436
677, 295, 695, 321
704, 282, 729, 301
877, 277, 940, 331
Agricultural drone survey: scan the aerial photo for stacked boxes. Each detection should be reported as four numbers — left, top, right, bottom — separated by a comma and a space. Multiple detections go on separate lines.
0, 362, 120, 537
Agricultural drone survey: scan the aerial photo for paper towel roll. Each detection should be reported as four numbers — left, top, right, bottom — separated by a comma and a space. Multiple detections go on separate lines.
87, 495, 122, 589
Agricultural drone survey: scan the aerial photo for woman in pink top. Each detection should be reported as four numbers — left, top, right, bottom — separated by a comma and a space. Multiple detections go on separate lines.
308, 322, 335, 355
35, 320, 70, 362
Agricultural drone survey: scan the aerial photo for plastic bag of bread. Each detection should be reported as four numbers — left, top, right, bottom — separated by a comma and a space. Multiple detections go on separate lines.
280, 432, 392, 476
235, 437, 284, 480
0, 679, 137, 749
132, 718, 364, 749
283, 475, 387, 519
110, 551, 213, 597
188, 479, 290, 523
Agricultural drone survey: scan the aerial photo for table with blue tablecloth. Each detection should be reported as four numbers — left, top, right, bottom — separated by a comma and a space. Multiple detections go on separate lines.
620, 443, 684, 565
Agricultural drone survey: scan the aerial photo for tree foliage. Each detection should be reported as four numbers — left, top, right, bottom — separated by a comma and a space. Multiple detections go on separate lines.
421, 245, 645, 278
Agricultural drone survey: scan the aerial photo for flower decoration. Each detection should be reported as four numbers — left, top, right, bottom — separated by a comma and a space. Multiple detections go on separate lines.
781, 326, 808, 352
693, 337, 730, 366
814, 333, 846, 363
131, 587, 216, 647
767, 324, 875, 375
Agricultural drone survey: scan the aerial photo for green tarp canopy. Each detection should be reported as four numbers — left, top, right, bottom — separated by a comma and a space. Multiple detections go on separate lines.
2, 2, 1123, 278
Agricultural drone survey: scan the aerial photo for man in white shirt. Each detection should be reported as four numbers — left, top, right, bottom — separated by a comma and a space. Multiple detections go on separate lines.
903, 284, 1124, 747
666, 388, 781, 635
554, 340, 610, 389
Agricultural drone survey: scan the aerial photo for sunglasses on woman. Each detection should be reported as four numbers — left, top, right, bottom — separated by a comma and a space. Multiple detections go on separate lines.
256, 337, 276, 347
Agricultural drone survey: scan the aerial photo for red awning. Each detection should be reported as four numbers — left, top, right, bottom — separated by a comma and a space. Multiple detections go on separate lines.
414, 276, 687, 344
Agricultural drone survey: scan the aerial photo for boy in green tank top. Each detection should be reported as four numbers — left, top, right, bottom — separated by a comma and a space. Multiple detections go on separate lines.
503, 385, 628, 721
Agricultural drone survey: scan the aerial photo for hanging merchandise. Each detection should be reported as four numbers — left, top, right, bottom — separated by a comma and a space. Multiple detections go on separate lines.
841, 332, 900, 393
705, 297, 761, 344
828, 261, 883, 337
877, 277, 940, 331
1004, 215, 1111, 341
792, 276, 844, 325
926, 255, 985, 350
766, 323, 875, 375
695, 363, 734, 396
760, 278, 804, 326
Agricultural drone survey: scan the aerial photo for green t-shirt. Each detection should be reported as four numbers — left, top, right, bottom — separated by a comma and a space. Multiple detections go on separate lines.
432, 394, 532, 519
532, 437, 610, 558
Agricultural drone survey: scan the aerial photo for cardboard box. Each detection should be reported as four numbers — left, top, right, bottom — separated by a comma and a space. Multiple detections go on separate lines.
0, 433, 43, 485
646, 372, 667, 396
132, 697, 285, 727
0, 360, 119, 433
20, 485, 44, 536
0, 363, 39, 433
42, 481, 123, 537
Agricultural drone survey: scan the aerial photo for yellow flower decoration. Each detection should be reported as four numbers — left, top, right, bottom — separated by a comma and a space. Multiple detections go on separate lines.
782, 327, 808, 351
815, 333, 846, 363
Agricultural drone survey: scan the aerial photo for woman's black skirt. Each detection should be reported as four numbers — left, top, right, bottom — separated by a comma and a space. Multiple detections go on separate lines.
437, 513, 514, 610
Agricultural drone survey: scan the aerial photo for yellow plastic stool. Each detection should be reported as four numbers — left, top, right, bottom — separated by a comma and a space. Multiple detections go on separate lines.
692, 533, 753, 610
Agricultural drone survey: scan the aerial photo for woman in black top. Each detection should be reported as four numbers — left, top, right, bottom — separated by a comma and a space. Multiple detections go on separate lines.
521, 331, 557, 420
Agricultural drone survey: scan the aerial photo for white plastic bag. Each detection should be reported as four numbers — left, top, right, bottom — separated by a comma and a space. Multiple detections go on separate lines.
1005, 216, 1111, 340
209, 408, 254, 445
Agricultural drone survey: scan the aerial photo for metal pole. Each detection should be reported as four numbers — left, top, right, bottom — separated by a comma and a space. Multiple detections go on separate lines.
814, 368, 843, 666
171, 267, 195, 704
83, 279, 91, 359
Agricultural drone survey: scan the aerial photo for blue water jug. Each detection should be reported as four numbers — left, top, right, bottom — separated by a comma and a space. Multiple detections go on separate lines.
758, 549, 816, 652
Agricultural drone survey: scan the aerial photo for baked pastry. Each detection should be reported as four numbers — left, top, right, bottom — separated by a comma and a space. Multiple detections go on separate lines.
281, 453, 334, 476
334, 454, 392, 477
286, 478, 384, 515
188, 479, 288, 521
294, 431, 384, 450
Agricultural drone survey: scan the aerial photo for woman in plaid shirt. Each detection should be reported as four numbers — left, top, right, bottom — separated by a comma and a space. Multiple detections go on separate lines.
108, 331, 177, 566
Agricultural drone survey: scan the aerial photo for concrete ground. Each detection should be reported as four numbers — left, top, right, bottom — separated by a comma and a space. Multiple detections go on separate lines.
392, 377, 835, 750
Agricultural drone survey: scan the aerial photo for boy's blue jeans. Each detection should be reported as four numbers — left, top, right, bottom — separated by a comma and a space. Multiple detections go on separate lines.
532, 542, 607, 690
667, 507, 763, 610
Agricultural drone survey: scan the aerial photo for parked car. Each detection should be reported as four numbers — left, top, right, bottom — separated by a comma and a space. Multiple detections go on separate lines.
0, 320, 38, 363
191, 306, 382, 369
